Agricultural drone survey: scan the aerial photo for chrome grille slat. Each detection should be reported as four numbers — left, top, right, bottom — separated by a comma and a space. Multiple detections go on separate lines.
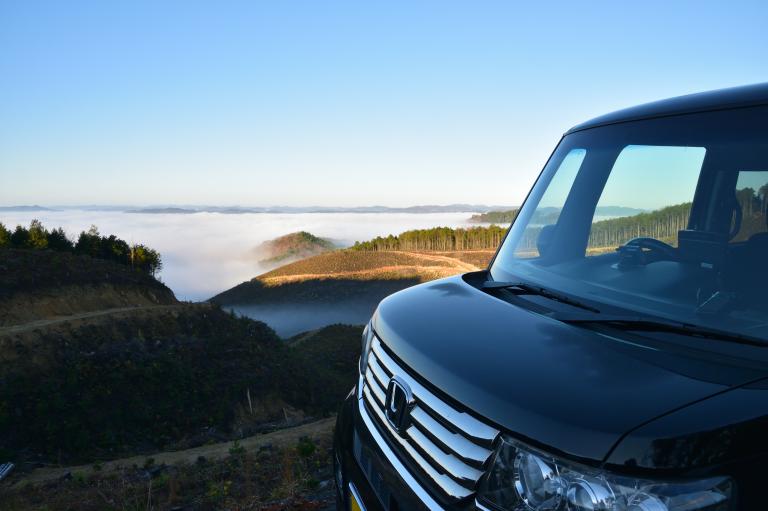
362, 336, 501, 503
371, 339, 499, 443
364, 372, 386, 406
362, 381, 483, 486
409, 407, 493, 466
368, 356, 390, 389
405, 426, 484, 485
362, 385, 474, 500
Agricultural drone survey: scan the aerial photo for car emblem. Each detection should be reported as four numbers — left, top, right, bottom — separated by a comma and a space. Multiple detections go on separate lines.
385, 375, 414, 435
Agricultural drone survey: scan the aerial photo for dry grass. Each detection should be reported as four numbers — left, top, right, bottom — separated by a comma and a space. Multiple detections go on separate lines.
257, 250, 483, 286
260, 250, 459, 278
423, 250, 495, 268
1, 421, 336, 511
210, 248, 490, 306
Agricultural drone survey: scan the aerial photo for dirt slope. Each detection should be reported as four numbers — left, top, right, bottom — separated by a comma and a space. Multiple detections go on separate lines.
211, 249, 493, 305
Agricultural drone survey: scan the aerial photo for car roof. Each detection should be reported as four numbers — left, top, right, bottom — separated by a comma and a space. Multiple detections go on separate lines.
566, 82, 768, 135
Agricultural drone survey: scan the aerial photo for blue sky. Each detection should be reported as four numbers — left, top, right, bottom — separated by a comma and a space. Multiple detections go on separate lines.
1, 1, 767, 207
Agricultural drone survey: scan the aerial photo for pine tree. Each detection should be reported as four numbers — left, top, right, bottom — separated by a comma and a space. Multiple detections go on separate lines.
0, 223, 9, 247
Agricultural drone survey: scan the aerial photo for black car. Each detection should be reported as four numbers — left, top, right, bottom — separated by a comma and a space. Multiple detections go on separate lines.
333, 84, 768, 511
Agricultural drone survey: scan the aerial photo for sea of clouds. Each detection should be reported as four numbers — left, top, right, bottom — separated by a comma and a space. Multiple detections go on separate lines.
1, 210, 480, 302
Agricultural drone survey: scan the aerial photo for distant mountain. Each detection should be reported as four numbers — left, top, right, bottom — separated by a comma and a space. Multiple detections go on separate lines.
594, 206, 646, 217
125, 207, 197, 214
0, 205, 55, 212
255, 231, 337, 265
125, 204, 516, 214
53, 205, 136, 211
5, 203, 518, 214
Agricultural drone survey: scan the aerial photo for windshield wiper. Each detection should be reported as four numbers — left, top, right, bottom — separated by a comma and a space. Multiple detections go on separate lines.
481, 280, 601, 313
556, 314, 767, 347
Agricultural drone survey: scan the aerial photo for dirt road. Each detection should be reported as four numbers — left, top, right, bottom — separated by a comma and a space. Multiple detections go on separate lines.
0, 303, 209, 336
13, 417, 335, 487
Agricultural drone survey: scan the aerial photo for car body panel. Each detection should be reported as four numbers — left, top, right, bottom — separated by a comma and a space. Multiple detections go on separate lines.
606, 378, 768, 471
566, 82, 768, 134
372, 275, 768, 464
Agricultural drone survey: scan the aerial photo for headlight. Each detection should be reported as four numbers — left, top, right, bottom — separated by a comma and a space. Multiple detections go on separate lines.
359, 320, 375, 375
479, 437, 732, 511
514, 449, 565, 509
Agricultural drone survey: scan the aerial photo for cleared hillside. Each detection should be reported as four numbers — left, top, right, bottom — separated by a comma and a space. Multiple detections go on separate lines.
0, 303, 361, 464
0, 232, 370, 509
263, 250, 472, 278
0, 246, 363, 469
210, 249, 494, 305
0, 249, 176, 326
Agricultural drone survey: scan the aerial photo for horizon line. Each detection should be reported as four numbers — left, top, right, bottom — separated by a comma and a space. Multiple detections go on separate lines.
0, 202, 520, 210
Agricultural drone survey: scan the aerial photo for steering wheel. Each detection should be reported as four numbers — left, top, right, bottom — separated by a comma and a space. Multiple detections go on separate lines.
617, 237, 677, 266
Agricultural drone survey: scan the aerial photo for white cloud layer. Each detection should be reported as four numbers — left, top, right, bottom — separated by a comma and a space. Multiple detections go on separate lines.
1, 210, 478, 301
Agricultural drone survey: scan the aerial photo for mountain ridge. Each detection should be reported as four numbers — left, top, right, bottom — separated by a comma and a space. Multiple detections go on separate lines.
119, 203, 516, 214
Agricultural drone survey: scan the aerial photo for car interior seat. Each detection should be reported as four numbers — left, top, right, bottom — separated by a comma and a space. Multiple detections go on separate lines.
724, 201, 768, 308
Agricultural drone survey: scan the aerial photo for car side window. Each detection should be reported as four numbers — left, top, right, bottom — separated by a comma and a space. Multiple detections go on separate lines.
513, 148, 586, 258
731, 170, 768, 242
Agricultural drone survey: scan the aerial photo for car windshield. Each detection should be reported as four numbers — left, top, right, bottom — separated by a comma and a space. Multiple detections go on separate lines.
491, 105, 768, 344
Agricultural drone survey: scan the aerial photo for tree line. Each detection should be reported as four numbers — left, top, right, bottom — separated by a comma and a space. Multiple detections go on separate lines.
352, 202, 701, 254
510, 202, 695, 252
736, 185, 768, 218
733, 185, 768, 242
586, 202, 692, 249
352, 225, 509, 251
0, 220, 162, 276
470, 209, 520, 224
587, 187, 767, 249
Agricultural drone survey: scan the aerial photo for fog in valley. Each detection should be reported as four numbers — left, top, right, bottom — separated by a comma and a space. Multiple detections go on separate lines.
226, 302, 378, 337
1, 209, 479, 300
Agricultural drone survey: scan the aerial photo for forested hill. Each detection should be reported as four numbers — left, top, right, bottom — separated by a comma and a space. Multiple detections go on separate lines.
0, 220, 161, 276
255, 231, 336, 264
352, 203, 693, 253
0, 221, 363, 466
0, 304, 361, 463
587, 202, 692, 248
469, 209, 519, 224
469, 206, 645, 225
0, 221, 171, 326
352, 225, 509, 251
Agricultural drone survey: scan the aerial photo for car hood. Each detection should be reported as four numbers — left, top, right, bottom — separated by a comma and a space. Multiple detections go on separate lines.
372, 274, 768, 464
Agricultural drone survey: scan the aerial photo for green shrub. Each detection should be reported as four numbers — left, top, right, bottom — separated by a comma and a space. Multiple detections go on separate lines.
296, 437, 316, 458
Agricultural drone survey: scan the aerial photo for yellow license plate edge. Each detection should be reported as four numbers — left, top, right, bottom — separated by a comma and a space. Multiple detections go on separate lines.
349, 488, 364, 511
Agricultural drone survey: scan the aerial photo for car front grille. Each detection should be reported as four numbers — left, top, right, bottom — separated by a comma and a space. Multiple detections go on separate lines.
360, 336, 500, 503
